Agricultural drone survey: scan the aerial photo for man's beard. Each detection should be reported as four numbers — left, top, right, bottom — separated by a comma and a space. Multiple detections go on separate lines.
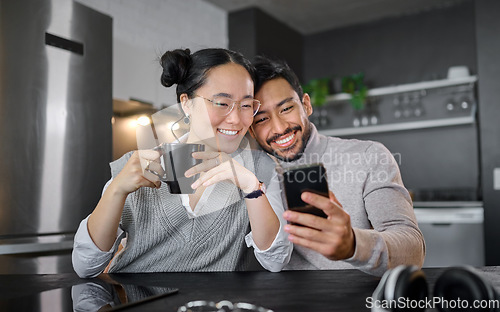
263, 123, 312, 162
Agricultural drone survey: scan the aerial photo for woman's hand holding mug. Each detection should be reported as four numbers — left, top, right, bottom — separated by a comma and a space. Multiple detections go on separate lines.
112, 150, 162, 196
186, 151, 259, 194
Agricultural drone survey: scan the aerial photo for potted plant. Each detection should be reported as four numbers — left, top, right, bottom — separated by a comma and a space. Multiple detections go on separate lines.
302, 78, 330, 107
341, 73, 367, 111
303, 78, 330, 127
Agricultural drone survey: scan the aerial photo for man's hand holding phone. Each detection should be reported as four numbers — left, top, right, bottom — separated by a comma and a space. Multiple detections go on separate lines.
283, 190, 356, 261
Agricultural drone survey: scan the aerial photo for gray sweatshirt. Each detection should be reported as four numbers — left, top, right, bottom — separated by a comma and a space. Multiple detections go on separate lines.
280, 124, 425, 276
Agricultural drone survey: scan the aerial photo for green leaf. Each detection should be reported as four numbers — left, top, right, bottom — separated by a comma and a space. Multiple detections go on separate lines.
341, 73, 367, 111
303, 78, 330, 107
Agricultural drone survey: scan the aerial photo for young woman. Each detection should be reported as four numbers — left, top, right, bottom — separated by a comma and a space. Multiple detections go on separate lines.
72, 48, 292, 277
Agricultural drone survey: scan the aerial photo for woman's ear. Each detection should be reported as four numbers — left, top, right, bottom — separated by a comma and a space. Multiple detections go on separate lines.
302, 93, 313, 117
179, 93, 191, 116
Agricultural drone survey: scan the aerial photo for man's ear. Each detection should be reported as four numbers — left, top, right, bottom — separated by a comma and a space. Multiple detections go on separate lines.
179, 93, 191, 116
302, 93, 313, 117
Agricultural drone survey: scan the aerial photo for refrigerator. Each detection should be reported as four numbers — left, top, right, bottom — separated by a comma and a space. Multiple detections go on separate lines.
0, 0, 112, 273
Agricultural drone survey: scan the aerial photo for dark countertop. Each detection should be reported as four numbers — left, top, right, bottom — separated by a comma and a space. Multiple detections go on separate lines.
1, 267, 500, 311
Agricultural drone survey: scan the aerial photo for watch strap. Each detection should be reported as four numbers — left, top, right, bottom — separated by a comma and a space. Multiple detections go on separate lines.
244, 181, 265, 199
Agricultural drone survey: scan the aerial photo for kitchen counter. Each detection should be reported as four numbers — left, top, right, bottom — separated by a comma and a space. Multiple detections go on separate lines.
413, 201, 483, 208
1, 267, 500, 311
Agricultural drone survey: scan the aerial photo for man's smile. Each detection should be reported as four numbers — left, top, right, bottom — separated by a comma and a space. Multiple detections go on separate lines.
272, 131, 296, 148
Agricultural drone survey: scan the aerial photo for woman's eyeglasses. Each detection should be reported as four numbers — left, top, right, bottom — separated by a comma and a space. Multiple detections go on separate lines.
194, 94, 261, 117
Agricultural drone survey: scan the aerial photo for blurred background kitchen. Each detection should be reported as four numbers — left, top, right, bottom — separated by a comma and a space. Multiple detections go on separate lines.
0, 0, 499, 274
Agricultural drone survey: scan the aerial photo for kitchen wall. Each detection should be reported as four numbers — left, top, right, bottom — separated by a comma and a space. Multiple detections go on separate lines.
303, 0, 479, 198
76, 0, 228, 160
303, 1, 476, 87
229, 8, 304, 80
76, 0, 228, 108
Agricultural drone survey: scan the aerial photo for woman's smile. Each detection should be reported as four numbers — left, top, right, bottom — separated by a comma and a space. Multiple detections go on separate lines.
217, 128, 240, 136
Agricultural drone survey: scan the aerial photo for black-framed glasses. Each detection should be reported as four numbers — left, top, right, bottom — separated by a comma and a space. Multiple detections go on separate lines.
194, 94, 261, 117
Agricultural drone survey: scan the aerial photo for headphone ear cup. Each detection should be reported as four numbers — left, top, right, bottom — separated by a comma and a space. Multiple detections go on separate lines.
378, 266, 428, 312
391, 266, 428, 312
434, 266, 499, 312
371, 269, 393, 312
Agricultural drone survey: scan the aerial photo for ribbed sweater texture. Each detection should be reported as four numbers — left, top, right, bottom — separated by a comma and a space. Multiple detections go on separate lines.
107, 147, 273, 273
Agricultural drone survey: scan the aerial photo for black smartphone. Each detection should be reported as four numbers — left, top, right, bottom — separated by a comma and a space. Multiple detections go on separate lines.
282, 163, 329, 218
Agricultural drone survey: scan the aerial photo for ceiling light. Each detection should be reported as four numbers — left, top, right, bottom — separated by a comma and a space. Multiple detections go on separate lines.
137, 116, 151, 126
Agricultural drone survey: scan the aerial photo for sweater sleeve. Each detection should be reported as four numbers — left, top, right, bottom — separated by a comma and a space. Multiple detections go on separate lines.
343, 142, 425, 276
245, 168, 293, 272
72, 215, 125, 278
72, 179, 126, 278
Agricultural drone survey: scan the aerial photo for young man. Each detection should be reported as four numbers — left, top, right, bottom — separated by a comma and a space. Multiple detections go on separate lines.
249, 56, 425, 276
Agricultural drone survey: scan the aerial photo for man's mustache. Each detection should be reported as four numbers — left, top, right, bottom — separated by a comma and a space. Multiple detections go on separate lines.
266, 125, 302, 145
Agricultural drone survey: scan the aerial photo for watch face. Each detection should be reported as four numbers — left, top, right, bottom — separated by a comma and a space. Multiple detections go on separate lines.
260, 182, 266, 193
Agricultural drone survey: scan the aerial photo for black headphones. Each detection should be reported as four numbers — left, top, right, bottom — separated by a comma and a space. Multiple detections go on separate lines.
371, 265, 500, 312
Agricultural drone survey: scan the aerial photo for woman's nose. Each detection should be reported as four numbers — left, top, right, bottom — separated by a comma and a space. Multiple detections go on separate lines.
224, 105, 242, 124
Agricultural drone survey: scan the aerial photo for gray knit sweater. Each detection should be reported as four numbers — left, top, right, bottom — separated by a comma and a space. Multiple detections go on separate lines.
107, 146, 275, 273
280, 124, 425, 276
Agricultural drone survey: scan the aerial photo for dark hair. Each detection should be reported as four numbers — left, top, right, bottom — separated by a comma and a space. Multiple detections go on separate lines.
160, 48, 255, 102
253, 55, 304, 101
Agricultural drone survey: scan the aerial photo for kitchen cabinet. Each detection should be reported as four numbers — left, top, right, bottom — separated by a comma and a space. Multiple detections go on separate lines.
414, 204, 484, 267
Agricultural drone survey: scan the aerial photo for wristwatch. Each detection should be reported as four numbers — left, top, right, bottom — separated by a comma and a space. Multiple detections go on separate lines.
244, 181, 266, 199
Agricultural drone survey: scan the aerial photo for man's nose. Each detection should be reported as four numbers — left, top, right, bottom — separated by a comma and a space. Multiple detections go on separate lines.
270, 115, 289, 135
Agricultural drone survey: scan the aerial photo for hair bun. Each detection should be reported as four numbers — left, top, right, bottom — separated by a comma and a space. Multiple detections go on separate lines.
160, 48, 192, 87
